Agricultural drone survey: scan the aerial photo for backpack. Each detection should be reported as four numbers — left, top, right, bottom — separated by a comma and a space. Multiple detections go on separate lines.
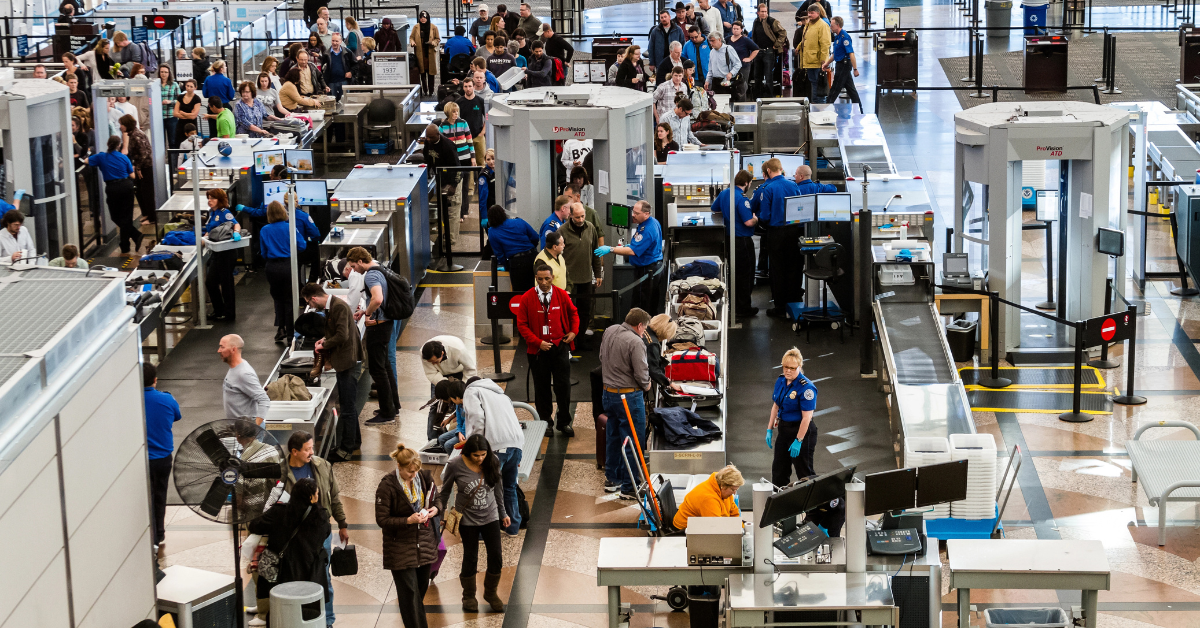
369, 266, 416, 320
137, 42, 158, 74
668, 315, 706, 351
677, 293, 715, 320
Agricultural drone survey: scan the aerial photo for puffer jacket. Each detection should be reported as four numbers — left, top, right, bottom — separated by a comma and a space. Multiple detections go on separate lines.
375, 469, 441, 570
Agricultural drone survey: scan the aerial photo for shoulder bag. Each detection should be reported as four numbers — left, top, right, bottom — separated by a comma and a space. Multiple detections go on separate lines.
442, 479, 486, 537
257, 506, 311, 583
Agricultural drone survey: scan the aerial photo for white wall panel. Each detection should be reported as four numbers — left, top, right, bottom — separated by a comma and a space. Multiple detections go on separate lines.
0, 420, 55, 521
61, 366, 145, 535
77, 529, 155, 628
0, 463, 65, 624
57, 332, 140, 445
68, 451, 151, 618
0, 551, 70, 628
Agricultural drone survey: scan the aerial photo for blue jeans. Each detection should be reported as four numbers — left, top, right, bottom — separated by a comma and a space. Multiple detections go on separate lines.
497, 448, 523, 534
602, 390, 647, 493
807, 68, 825, 104
437, 429, 462, 453
322, 534, 335, 626
387, 316, 400, 384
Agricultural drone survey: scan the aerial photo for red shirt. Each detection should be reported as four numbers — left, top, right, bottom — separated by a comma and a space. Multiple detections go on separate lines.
513, 285, 579, 354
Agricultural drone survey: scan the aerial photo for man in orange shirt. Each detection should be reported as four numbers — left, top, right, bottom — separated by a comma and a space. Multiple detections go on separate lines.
673, 464, 745, 530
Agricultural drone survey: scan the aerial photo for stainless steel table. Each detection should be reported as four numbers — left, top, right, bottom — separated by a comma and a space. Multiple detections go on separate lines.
948, 539, 1111, 628
726, 572, 898, 627
323, 103, 367, 161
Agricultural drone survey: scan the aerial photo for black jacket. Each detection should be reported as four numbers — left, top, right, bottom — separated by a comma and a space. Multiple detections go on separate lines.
645, 331, 671, 389
795, 0, 832, 23
541, 34, 575, 62
650, 406, 723, 449
323, 46, 357, 84
614, 59, 647, 91
526, 55, 554, 87
248, 501, 331, 598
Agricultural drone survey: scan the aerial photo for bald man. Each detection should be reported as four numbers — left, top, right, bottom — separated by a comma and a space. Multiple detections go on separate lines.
422, 123, 467, 245
219, 334, 270, 423
793, 164, 837, 195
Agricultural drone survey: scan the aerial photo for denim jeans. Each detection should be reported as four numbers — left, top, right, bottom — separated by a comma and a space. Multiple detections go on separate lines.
387, 317, 401, 377
806, 68, 825, 103
437, 429, 461, 453
602, 390, 647, 493
497, 448, 523, 534
323, 534, 335, 626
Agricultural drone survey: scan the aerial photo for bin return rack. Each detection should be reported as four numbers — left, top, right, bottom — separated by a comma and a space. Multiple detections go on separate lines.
1128, 420, 1200, 546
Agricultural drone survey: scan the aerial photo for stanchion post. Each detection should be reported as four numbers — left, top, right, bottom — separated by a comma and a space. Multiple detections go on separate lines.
429, 167, 464, 272
1168, 212, 1199, 296
481, 257, 511, 346
969, 33, 989, 98
1059, 322, 1093, 422
1090, 278, 1120, 369
1036, 220, 1056, 310
978, 291, 1012, 388
1112, 303, 1147, 405
962, 27, 976, 82
859, 207, 874, 377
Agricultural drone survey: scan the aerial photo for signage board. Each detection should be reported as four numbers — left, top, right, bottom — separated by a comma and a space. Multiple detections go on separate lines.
16, 35, 27, 58
372, 52, 410, 86
486, 291, 522, 320
131, 26, 147, 43
1082, 311, 1134, 348
143, 14, 185, 30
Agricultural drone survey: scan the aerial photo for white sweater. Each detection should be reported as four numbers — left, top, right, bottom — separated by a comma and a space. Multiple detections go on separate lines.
463, 378, 524, 453
422, 334, 478, 384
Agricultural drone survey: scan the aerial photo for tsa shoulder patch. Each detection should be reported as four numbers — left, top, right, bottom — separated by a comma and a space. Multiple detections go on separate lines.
803, 389, 815, 401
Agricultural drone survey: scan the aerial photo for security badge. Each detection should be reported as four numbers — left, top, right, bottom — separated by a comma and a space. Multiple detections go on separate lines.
789, 391, 797, 399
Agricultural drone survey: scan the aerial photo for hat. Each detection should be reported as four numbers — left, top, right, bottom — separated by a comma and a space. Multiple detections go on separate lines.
688, 284, 712, 297
674, 1, 686, 9
478, 3, 489, 12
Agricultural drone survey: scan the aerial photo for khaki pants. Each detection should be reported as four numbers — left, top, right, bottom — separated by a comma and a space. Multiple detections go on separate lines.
472, 133, 486, 164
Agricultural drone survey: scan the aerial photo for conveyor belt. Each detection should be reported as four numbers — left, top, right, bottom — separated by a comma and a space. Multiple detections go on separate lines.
879, 302, 955, 385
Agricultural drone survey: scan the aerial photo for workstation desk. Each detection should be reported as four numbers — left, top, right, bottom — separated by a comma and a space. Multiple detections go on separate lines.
727, 572, 898, 627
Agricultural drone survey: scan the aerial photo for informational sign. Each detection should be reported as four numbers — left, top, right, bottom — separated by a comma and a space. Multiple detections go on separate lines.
1082, 311, 1134, 348
175, 58, 194, 82
530, 117, 607, 140
573, 62, 590, 84
131, 26, 147, 43
143, 14, 185, 30
372, 52, 410, 86
589, 60, 606, 83
485, 291, 522, 319
16, 35, 27, 58
1079, 191, 1093, 219
884, 7, 901, 30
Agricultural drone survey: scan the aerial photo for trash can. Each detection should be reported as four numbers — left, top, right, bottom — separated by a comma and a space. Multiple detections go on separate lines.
1022, 0, 1049, 35
983, 608, 1070, 628
986, 0, 1013, 37
687, 586, 720, 628
946, 319, 978, 363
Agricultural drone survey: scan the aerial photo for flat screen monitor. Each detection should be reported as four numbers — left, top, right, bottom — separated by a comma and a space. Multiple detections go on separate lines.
294, 180, 329, 206
758, 481, 814, 528
1097, 227, 1125, 257
286, 149, 314, 174
817, 193, 852, 222
943, 252, 969, 275
608, 202, 631, 228
916, 460, 969, 508
1036, 189, 1059, 222
785, 195, 816, 224
802, 465, 856, 512
864, 467, 917, 516
253, 149, 284, 175
263, 180, 289, 207
741, 154, 807, 180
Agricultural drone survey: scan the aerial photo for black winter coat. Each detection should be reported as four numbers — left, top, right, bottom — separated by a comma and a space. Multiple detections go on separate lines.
248, 501, 331, 598
375, 469, 441, 571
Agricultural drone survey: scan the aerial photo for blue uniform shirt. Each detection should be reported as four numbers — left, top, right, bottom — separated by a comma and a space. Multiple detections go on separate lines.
259, 221, 306, 259
244, 203, 321, 243
628, 216, 664, 267
773, 374, 818, 423
144, 387, 183, 460
203, 207, 237, 234
488, 216, 540, 266
540, 213, 565, 250
87, 151, 133, 181
751, 174, 801, 227
832, 30, 854, 62
795, 179, 839, 195
712, 187, 755, 237
444, 35, 476, 59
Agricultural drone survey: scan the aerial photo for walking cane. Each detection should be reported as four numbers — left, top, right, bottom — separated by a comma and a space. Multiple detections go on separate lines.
621, 393, 663, 525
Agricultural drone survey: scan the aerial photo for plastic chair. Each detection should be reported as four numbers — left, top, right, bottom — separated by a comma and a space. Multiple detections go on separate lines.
269, 581, 325, 628
801, 243, 847, 343
364, 98, 397, 146
446, 53, 474, 85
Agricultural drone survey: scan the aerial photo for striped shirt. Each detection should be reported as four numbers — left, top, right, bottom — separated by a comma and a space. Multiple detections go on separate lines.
438, 118, 475, 164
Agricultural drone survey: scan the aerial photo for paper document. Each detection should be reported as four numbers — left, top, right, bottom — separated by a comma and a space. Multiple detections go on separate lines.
597, 169, 610, 194
1079, 192, 1093, 219
679, 384, 716, 395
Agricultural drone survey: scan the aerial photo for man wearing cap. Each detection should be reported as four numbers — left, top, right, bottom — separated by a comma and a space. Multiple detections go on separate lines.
647, 9, 685, 77
469, 4, 492, 46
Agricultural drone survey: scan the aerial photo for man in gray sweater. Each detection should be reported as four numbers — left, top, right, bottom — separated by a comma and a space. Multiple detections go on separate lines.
218, 334, 270, 423
598, 308, 652, 498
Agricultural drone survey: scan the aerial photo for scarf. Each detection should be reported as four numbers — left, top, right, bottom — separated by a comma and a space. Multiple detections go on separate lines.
419, 12, 432, 41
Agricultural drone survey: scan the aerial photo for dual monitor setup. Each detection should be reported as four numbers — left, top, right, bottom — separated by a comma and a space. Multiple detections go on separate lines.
254, 148, 328, 208
785, 193, 853, 225
253, 148, 315, 176
759, 466, 856, 560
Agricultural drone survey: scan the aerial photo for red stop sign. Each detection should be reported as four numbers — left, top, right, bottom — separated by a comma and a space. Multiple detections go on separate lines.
1100, 318, 1117, 342
153, 15, 166, 28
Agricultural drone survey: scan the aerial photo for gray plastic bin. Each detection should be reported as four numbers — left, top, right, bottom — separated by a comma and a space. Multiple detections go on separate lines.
986, 0, 1014, 36
983, 608, 1069, 628
945, 319, 978, 363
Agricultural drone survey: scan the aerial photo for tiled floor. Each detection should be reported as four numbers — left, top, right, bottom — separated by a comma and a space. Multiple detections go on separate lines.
159, 1, 1200, 626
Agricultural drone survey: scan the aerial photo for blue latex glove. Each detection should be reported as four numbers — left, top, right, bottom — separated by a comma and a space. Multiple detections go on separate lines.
235, 203, 247, 212
480, 218, 488, 228
594, 245, 613, 257
231, 231, 242, 241
817, 524, 829, 536
765, 429, 773, 448
788, 438, 803, 458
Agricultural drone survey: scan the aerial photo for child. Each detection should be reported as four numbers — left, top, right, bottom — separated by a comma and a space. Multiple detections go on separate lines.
179, 123, 201, 152
433, 379, 467, 454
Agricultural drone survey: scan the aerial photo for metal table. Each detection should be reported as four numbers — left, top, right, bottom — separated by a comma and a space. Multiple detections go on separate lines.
948, 539, 1110, 628
323, 102, 367, 161
726, 572, 898, 627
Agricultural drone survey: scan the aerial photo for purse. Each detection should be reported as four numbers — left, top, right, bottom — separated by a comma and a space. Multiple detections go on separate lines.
330, 544, 359, 577
257, 506, 311, 583
442, 481, 484, 537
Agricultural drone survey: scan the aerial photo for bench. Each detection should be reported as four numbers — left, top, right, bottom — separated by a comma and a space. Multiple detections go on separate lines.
512, 401, 546, 482
1127, 420, 1200, 545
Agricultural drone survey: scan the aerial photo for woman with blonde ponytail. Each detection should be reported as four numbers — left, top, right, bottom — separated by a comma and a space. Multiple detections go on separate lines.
375, 443, 440, 628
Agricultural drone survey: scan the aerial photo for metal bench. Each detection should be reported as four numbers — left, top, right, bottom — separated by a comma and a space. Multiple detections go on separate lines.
1127, 420, 1200, 546
512, 401, 546, 482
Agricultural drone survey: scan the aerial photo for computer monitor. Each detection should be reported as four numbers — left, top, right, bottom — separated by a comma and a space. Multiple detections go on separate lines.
740, 154, 807, 180
608, 202, 631, 228
1097, 227, 1125, 257
785, 195, 816, 224
286, 149, 314, 174
916, 460, 969, 508
263, 180, 289, 207
816, 193, 852, 222
294, 180, 329, 206
864, 467, 917, 516
802, 465, 856, 511
943, 252, 969, 276
758, 481, 814, 528
253, 149, 284, 175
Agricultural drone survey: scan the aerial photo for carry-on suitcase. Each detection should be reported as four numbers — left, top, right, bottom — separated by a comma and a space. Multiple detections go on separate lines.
591, 366, 606, 468
595, 413, 608, 469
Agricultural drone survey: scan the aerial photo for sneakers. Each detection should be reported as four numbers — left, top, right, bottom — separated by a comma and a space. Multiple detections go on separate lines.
248, 615, 267, 627
604, 480, 620, 493
365, 413, 396, 425
765, 308, 787, 318
618, 491, 638, 500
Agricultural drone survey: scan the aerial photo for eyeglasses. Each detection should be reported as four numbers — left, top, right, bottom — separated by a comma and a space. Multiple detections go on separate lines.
781, 365, 799, 371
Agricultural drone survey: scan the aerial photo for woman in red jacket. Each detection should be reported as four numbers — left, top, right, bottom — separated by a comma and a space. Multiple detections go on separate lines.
514, 264, 580, 435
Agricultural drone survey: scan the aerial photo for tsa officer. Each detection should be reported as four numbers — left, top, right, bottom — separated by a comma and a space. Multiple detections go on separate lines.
765, 347, 818, 486
750, 157, 801, 317
793, 164, 837, 195
540, 194, 571, 250
711, 169, 758, 317
821, 16, 860, 107
237, 165, 322, 283
594, 200, 664, 314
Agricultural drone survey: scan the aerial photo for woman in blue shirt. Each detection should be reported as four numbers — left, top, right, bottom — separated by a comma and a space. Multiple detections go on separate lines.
202, 60, 236, 138
766, 347, 819, 486
204, 189, 240, 321
261, 200, 307, 342
485, 205, 539, 293
87, 135, 141, 254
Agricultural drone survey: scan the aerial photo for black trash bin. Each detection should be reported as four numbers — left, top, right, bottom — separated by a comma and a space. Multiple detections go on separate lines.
946, 319, 978, 362
687, 586, 720, 628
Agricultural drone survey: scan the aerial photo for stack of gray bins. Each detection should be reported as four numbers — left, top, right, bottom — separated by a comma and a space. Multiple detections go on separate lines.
755, 101, 807, 153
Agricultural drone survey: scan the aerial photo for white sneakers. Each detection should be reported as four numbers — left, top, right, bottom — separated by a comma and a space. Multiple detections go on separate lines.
248, 614, 267, 627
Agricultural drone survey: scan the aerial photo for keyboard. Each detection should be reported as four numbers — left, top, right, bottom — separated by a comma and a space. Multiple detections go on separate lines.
867, 528, 923, 555
773, 521, 828, 558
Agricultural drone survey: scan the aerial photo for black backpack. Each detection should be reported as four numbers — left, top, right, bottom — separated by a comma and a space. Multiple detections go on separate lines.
369, 267, 416, 320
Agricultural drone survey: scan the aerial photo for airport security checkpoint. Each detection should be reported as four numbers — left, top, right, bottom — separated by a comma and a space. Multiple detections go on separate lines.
7, 2, 1200, 627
